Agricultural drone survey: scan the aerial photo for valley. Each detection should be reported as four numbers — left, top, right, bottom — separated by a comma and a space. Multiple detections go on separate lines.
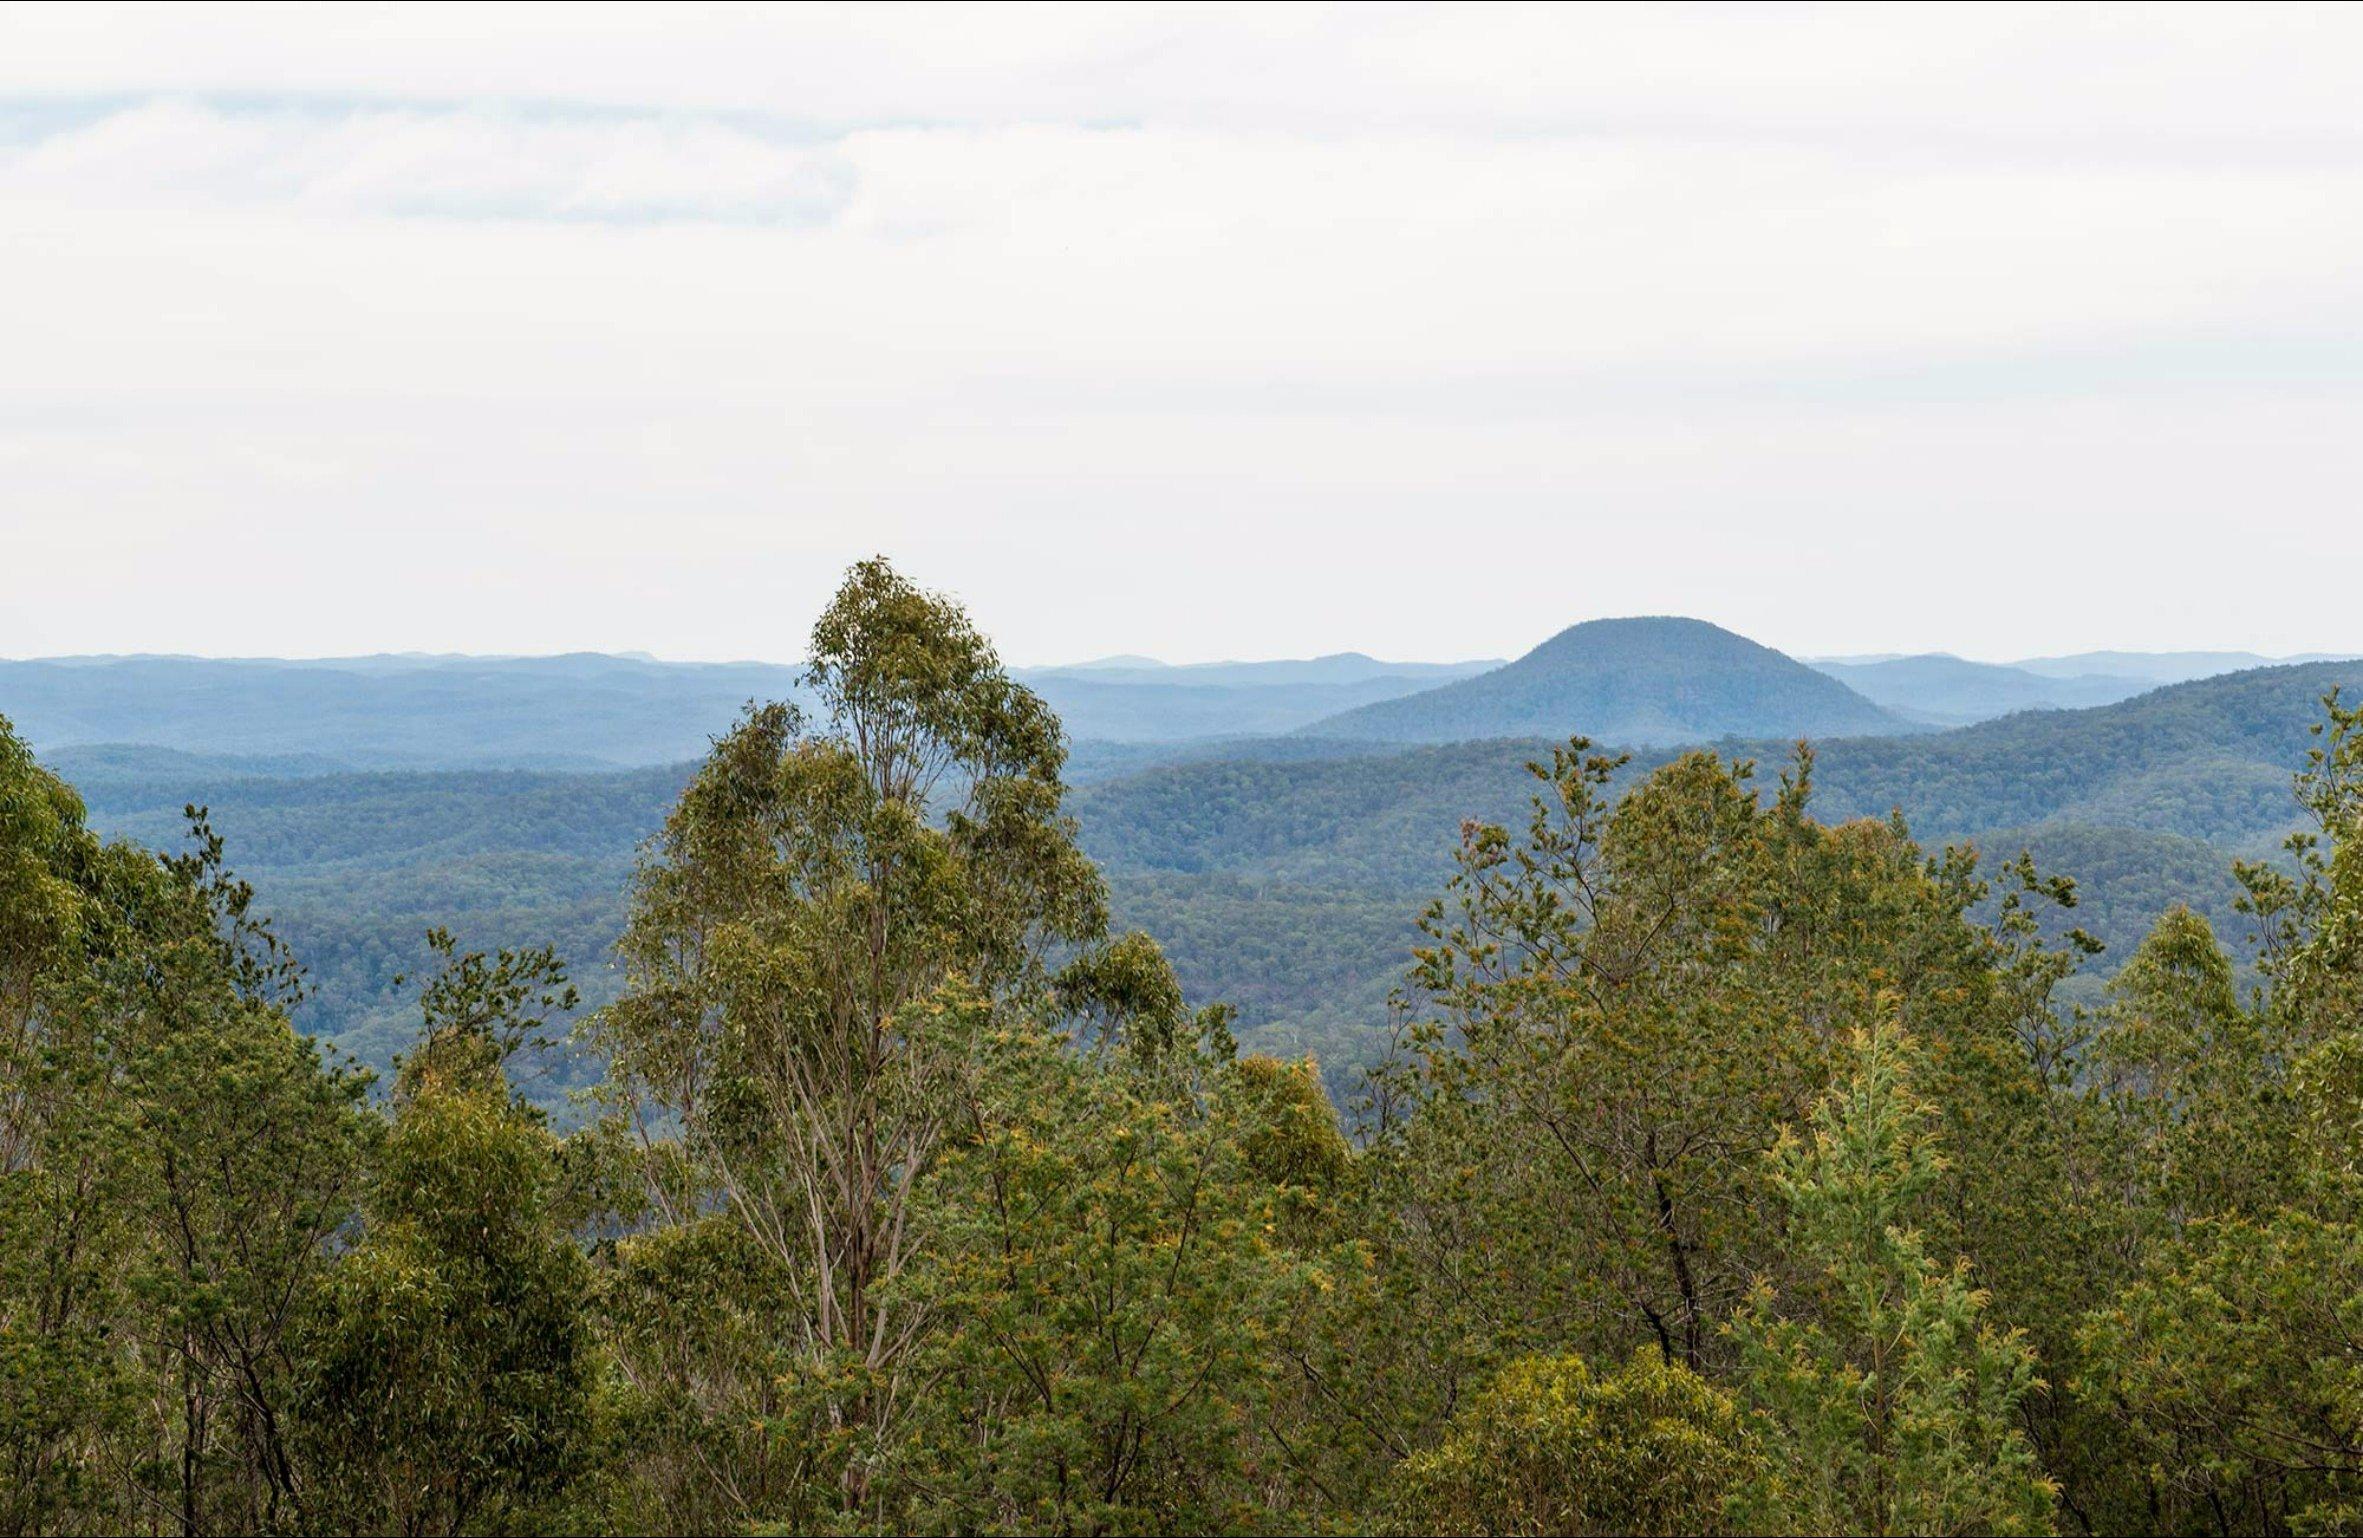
19, 630, 2352, 1109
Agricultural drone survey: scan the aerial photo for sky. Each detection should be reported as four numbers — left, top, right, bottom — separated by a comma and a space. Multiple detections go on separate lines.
4, 2, 2362, 666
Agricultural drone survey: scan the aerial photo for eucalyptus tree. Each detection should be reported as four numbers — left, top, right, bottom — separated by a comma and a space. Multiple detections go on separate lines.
590, 559, 1142, 1523
1386, 1349, 1759, 1537
882, 996, 1328, 1535
1356, 739, 2065, 1451
1729, 1024, 2054, 1537
2076, 695, 2363, 1534
116, 823, 374, 1536
0, 719, 116, 1532
1, 717, 372, 1536
297, 934, 595, 1537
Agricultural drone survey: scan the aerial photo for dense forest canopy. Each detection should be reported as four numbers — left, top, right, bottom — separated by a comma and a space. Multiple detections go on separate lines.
7, 560, 2363, 1535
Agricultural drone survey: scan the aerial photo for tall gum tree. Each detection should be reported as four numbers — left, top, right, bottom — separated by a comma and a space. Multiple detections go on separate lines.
589, 559, 1167, 1523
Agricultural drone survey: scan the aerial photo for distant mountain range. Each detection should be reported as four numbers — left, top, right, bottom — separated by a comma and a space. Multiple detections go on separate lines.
47, 652, 2354, 1104
2009, 649, 2360, 682
0, 654, 804, 768
1083, 657, 2363, 884
1026, 652, 1499, 689
0, 651, 1500, 760
1808, 655, 2147, 725
1298, 617, 1915, 745
23, 624, 2363, 1105
1805, 649, 2362, 726
8, 634, 2354, 767
1804, 648, 2352, 681
1007, 654, 1500, 740
1068, 657, 2363, 1085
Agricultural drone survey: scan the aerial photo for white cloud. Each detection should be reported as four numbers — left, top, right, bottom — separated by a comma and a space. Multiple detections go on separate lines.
1, 99, 857, 223
9, 3, 2363, 143
2, 3, 2361, 662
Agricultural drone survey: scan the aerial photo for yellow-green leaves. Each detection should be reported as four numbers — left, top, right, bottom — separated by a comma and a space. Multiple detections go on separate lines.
1729, 1026, 2054, 1537
1388, 1349, 1759, 1537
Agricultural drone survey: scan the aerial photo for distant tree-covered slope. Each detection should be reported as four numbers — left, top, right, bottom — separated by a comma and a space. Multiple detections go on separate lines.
1809, 654, 2145, 724
1072, 660, 2363, 1069
1795, 661, 2363, 840
1101, 660, 2363, 885
1075, 738, 1553, 891
62, 750, 689, 1105
1063, 732, 1403, 785
48, 659, 2363, 1106
1299, 617, 1913, 745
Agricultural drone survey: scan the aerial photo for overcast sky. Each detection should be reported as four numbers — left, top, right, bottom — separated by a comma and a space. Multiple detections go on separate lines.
4, 2, 2361, 665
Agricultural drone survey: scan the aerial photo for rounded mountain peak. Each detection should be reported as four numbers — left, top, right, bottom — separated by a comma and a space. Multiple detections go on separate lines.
1301, 615, 1906, 747
1520, 616, 1775, 665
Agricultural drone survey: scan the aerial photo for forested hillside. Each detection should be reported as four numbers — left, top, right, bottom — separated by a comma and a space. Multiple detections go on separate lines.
1302, 616, 1913, 744
1808, 647, 2362, 725
10, 559, 2363, 1535
1073, 660, 2359, 1077
1085, 661, 2362, 884
51, 746, 687, 1105
38, 659, 2362, 1109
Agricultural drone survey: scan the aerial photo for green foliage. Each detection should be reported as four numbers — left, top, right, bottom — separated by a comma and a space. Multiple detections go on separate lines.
1728, 1024, 2054, 1537
58, 756, 683, 1108
296, 932, 599, 1535
1355, 739, 2058, 1413
884, 1018, 1321, 1534
0, 721, 117, 1532
16, 590, 2363, 1537
2072, 692, 2363, 1535
591, 1213, 795, 1533
588, 559, 1166, 1527
1386, 1349, 1759, 1537
0, 716, 375, 1535
2090, 905, 2302, 1225
2079, 1210, 2363, 1534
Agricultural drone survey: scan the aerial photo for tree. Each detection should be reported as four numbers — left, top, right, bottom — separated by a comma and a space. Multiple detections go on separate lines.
1729, 1023, 2054, 1537
1386, 1349, 1759, 1537
1, 723, 375, 1538
885, 994, 1322, 1534
2074, 695, 2363, 1535
0, 717, 124, 1533
1355, 740, 2066, 1467
590, 1211, 791, 1534
590, 558, 1149, 1524
2079, 1210, 2363, 1535
2089, 905, 2302, 1229
296, 934, 597, 1536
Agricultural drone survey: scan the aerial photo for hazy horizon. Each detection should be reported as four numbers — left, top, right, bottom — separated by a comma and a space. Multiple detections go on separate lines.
6, 631, 2358, 675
